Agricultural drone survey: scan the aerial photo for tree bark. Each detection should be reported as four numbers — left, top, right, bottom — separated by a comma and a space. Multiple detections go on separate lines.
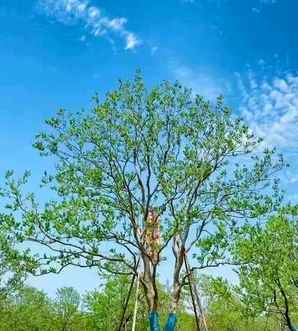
170, 235, 184, 314
141, 252, 158, 311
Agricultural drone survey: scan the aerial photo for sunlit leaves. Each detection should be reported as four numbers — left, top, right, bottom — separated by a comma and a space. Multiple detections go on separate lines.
0, 72, 285, 287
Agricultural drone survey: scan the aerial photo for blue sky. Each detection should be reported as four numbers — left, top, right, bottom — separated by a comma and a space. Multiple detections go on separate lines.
1, 0, 298, 296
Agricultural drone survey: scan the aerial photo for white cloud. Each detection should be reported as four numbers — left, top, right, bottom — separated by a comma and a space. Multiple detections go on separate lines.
237, 71, 298, 149
108, 18, 127, 31
38, 0, 141, 50
172, 64, 226, 101
124, 32, 139, 50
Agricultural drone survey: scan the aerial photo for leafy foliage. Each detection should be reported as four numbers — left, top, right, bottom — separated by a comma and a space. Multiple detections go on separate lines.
199, 275, 281, 331
0, 73, 285, 316
232, 207, 298, 330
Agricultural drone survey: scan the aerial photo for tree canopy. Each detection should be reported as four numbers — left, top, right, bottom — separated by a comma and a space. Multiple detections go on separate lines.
233, 207, 298, 330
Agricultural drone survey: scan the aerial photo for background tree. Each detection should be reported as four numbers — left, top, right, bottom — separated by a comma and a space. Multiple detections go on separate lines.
0, 73, 284, 330
84, 273, 195, 331
0, 223, 30, 299
84, 274, 148, 331
199, 275, 280, 331
4, 286, 55, 331
54, 287, 81, 331
232, 207, 298, 331
0, 280, 295, 331
0, 286, 91, 331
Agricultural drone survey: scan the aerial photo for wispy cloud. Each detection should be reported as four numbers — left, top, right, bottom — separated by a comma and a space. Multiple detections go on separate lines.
237, 70, 298, 149
38, 0, 141, 50
171, 63, 227, 101
252, 0, 278, 13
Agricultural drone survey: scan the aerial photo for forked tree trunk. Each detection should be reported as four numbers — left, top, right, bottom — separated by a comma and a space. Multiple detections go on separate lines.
141, 250, 178, 331
141, 252, 158, 311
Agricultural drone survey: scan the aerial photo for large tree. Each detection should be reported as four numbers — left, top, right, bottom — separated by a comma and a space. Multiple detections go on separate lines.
0, 73, 284, 330
232, 207, 298, 331
199, 275, 281, 331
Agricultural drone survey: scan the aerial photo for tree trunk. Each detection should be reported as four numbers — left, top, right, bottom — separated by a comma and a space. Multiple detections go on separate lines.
141, 252, 158, 311
141, 230, 185, 331
170, 235, 184, 314
141, 249, 178, 331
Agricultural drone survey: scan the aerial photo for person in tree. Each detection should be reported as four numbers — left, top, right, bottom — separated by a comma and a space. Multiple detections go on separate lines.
144, 209, 161, 265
